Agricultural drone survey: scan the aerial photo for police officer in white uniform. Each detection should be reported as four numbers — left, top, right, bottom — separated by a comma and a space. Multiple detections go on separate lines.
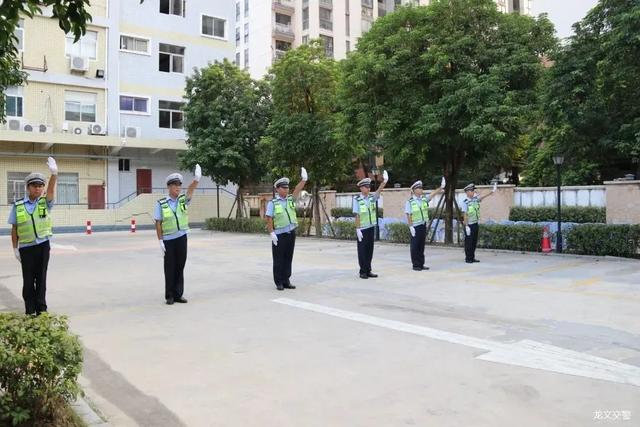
461, 182, 497, 263
154, 164, 201, 304
405, 177, 445, 270
353, 171, 388, 279
265, 167, 308, 291
7, 157, 58, 315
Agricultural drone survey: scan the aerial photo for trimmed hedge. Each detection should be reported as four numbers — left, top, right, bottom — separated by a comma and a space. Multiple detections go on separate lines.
387, 222, 411, 244
509, 206, 605, 223
205, 217, 267, 233
478, 224, 544, 252
331, 207, 384, 218
249, 207, 313, 218
566, 224, 640, 258
332, 220, 357, 240
0, 313, 83, 426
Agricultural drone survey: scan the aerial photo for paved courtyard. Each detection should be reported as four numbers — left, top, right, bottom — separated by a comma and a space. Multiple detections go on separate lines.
1, 229, 639, 426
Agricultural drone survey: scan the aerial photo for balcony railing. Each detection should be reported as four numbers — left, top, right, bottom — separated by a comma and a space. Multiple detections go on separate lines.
273, 0, 295, 10
362, 0, 373, 7
319, 0, 333, 7
319, 19, 333, 31
274, 23, 294, 35
274, 49, 287, 60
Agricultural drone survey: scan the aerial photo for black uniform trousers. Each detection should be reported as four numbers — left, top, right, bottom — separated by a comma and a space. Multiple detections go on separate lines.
357, 227, 375, 275
20, 240, 50, 315
410, 223, 427, 268
464, 223, 479, 262
164, 234, 187, 300
272, 230, 296, 287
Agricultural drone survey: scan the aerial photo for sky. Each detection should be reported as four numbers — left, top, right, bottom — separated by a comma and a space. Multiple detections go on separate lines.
530, 0, 599, 39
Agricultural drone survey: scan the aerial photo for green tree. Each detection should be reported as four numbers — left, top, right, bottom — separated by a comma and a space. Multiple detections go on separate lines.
1, 0, 92, 122
180, 59, 271, 217
522, 0, 640, 185
339, 0, 556, 242
262, 41, 362, 236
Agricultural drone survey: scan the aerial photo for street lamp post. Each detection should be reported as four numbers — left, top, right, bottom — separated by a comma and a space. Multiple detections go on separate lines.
552, 155, 564, 253
371, 167, 380, 241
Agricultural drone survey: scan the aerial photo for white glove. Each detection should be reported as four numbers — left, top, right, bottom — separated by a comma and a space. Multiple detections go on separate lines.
382, 170, 389, 183
465, 225, 471, 236
409, 226, 416, 237
47, 157, 58, 175
356, 228, 363, 242
270, 232, 278, 246
492, 182, 497, 193
440, 177, 446, 189
194, 164, 202, 182
301, 167, 308, 181
14, 248, 21, 262
159, 240, 166, 256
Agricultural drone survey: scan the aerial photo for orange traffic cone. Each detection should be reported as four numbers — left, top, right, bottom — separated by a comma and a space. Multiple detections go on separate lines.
541, 226, 552, 253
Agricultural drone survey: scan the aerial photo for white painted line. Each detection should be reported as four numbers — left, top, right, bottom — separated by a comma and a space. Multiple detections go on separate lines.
51, 243, 78, 251
272, 298, 640, 387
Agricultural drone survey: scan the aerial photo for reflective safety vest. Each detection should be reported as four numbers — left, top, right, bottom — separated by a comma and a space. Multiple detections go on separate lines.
15, 198, 52, 244
159, 195, 189, 235
356, 195, 377, 228
465, 198, 481, 224
272, 196, 297, 230
409, 196, 429, 226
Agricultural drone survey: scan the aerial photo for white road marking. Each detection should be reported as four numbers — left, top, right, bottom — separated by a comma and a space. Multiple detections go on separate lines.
51, 243, 78, 251
273, 297, 640, 388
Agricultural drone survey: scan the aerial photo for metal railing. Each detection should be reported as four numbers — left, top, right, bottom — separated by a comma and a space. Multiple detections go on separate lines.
319, 19, 333, 31
274, 23, 294, 35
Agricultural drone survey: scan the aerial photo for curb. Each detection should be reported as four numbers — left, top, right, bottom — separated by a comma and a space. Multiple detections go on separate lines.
71, 394, 110, 426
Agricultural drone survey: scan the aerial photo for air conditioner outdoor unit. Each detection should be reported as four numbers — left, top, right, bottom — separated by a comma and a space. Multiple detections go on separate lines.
37, 124, 53, 133
88, 123, 106, 135
72, 126, 84, 135
124, 126, 141, 138
23, 123, 34, 132
6, 118, 24, 131
70, 56, 89, 72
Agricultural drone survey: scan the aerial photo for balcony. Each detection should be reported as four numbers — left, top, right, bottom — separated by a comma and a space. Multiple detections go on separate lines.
319, 0, 333, 8
320, 19, 333, 31
273, 23, 295, 41
274, 49, 287, 60
272, 0, 295, 13
362, 0, 373, 7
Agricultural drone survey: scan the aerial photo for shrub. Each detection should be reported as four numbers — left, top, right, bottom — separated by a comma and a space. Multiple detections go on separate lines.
386, 222, 411, 244
249, 207, 312, 218
0, 313, 83, 426
331, 220, 357, 240
205, 217, 267, 233
509, 206, 605, 223
477, 224, 544, 252
331, 207, 384, 218
565, 224, 640, 258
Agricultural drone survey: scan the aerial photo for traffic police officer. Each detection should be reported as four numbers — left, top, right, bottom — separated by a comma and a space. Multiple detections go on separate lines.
154, 164, 201, 304
8, 157, 58, 315
405, 177, 445, 271
462, 181, 497, 263
265, 167, 308, 291
353, 170, 388, 279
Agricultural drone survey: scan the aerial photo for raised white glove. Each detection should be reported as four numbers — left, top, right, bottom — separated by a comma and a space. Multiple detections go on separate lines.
440, 176, 446, 189
301, 167, 308, 181
465, 225, 471, 236
14, 248, 21, 262
356, 228, 363, 242
194, 164, 202, 182
47, 157, 58, 175
382, 170, 389, 183
159, 240, 166, 256
492, 182, 497, 193
409, 226, 416, 237
270, 232, 278, 246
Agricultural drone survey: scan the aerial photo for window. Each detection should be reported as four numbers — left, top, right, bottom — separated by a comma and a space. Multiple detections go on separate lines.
159, 43, 185, 73
15, 19, 24, 51
202, 15, 226, 38
236, 27, 240, 47
64, 91, 97, 122
119, 95, 149, 114
159, 100, 184, 129
160, 0, 184, 16
244, 0, 249, 17
244, 23, 249, 44
346, 40, 350, 53
512, 0, 520, 12
5, 87, 23, 117
244, 49, 249, 69
65, 30, 97, 60
303, 8, 309, 30
320, 35, 333, 58
7, 172, 28, 204
236, 2, 240, 20
302, 35, 309, 44
57, 173, 79, 204
120, 35, 149, 54
235, 52, 240, 66
118, 159, 130, 172
320, 8, 333, 31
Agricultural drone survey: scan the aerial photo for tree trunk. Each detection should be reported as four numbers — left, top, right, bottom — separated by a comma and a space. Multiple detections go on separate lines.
313, 184, 322, 237
444, 153, 461, 244
235, 188, 244, 218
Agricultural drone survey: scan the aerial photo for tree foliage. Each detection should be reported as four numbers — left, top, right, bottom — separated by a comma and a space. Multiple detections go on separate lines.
0, 0, 92, 122
522, 0, 640, 185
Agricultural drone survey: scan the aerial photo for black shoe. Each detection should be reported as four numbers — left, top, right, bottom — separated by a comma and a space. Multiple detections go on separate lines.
412, 266, 422, 271
175, 297, 188, 303
283, 282, 296, 289
473, 259, 480, 263
276, 284, 285, 291
421, 266, 430, 270
465, 260, 473, 264
359, 273, 369, 279
367, 272, 378, 278
166, 298, 174, 305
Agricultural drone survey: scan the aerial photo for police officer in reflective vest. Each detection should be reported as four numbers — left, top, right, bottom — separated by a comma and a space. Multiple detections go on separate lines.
353, 170, 388, 279
405, 177, 445, 271
265, 167, 308, 291
462, 182, 497, 263
8, 157, 58, 315
154, 164, 201, 305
